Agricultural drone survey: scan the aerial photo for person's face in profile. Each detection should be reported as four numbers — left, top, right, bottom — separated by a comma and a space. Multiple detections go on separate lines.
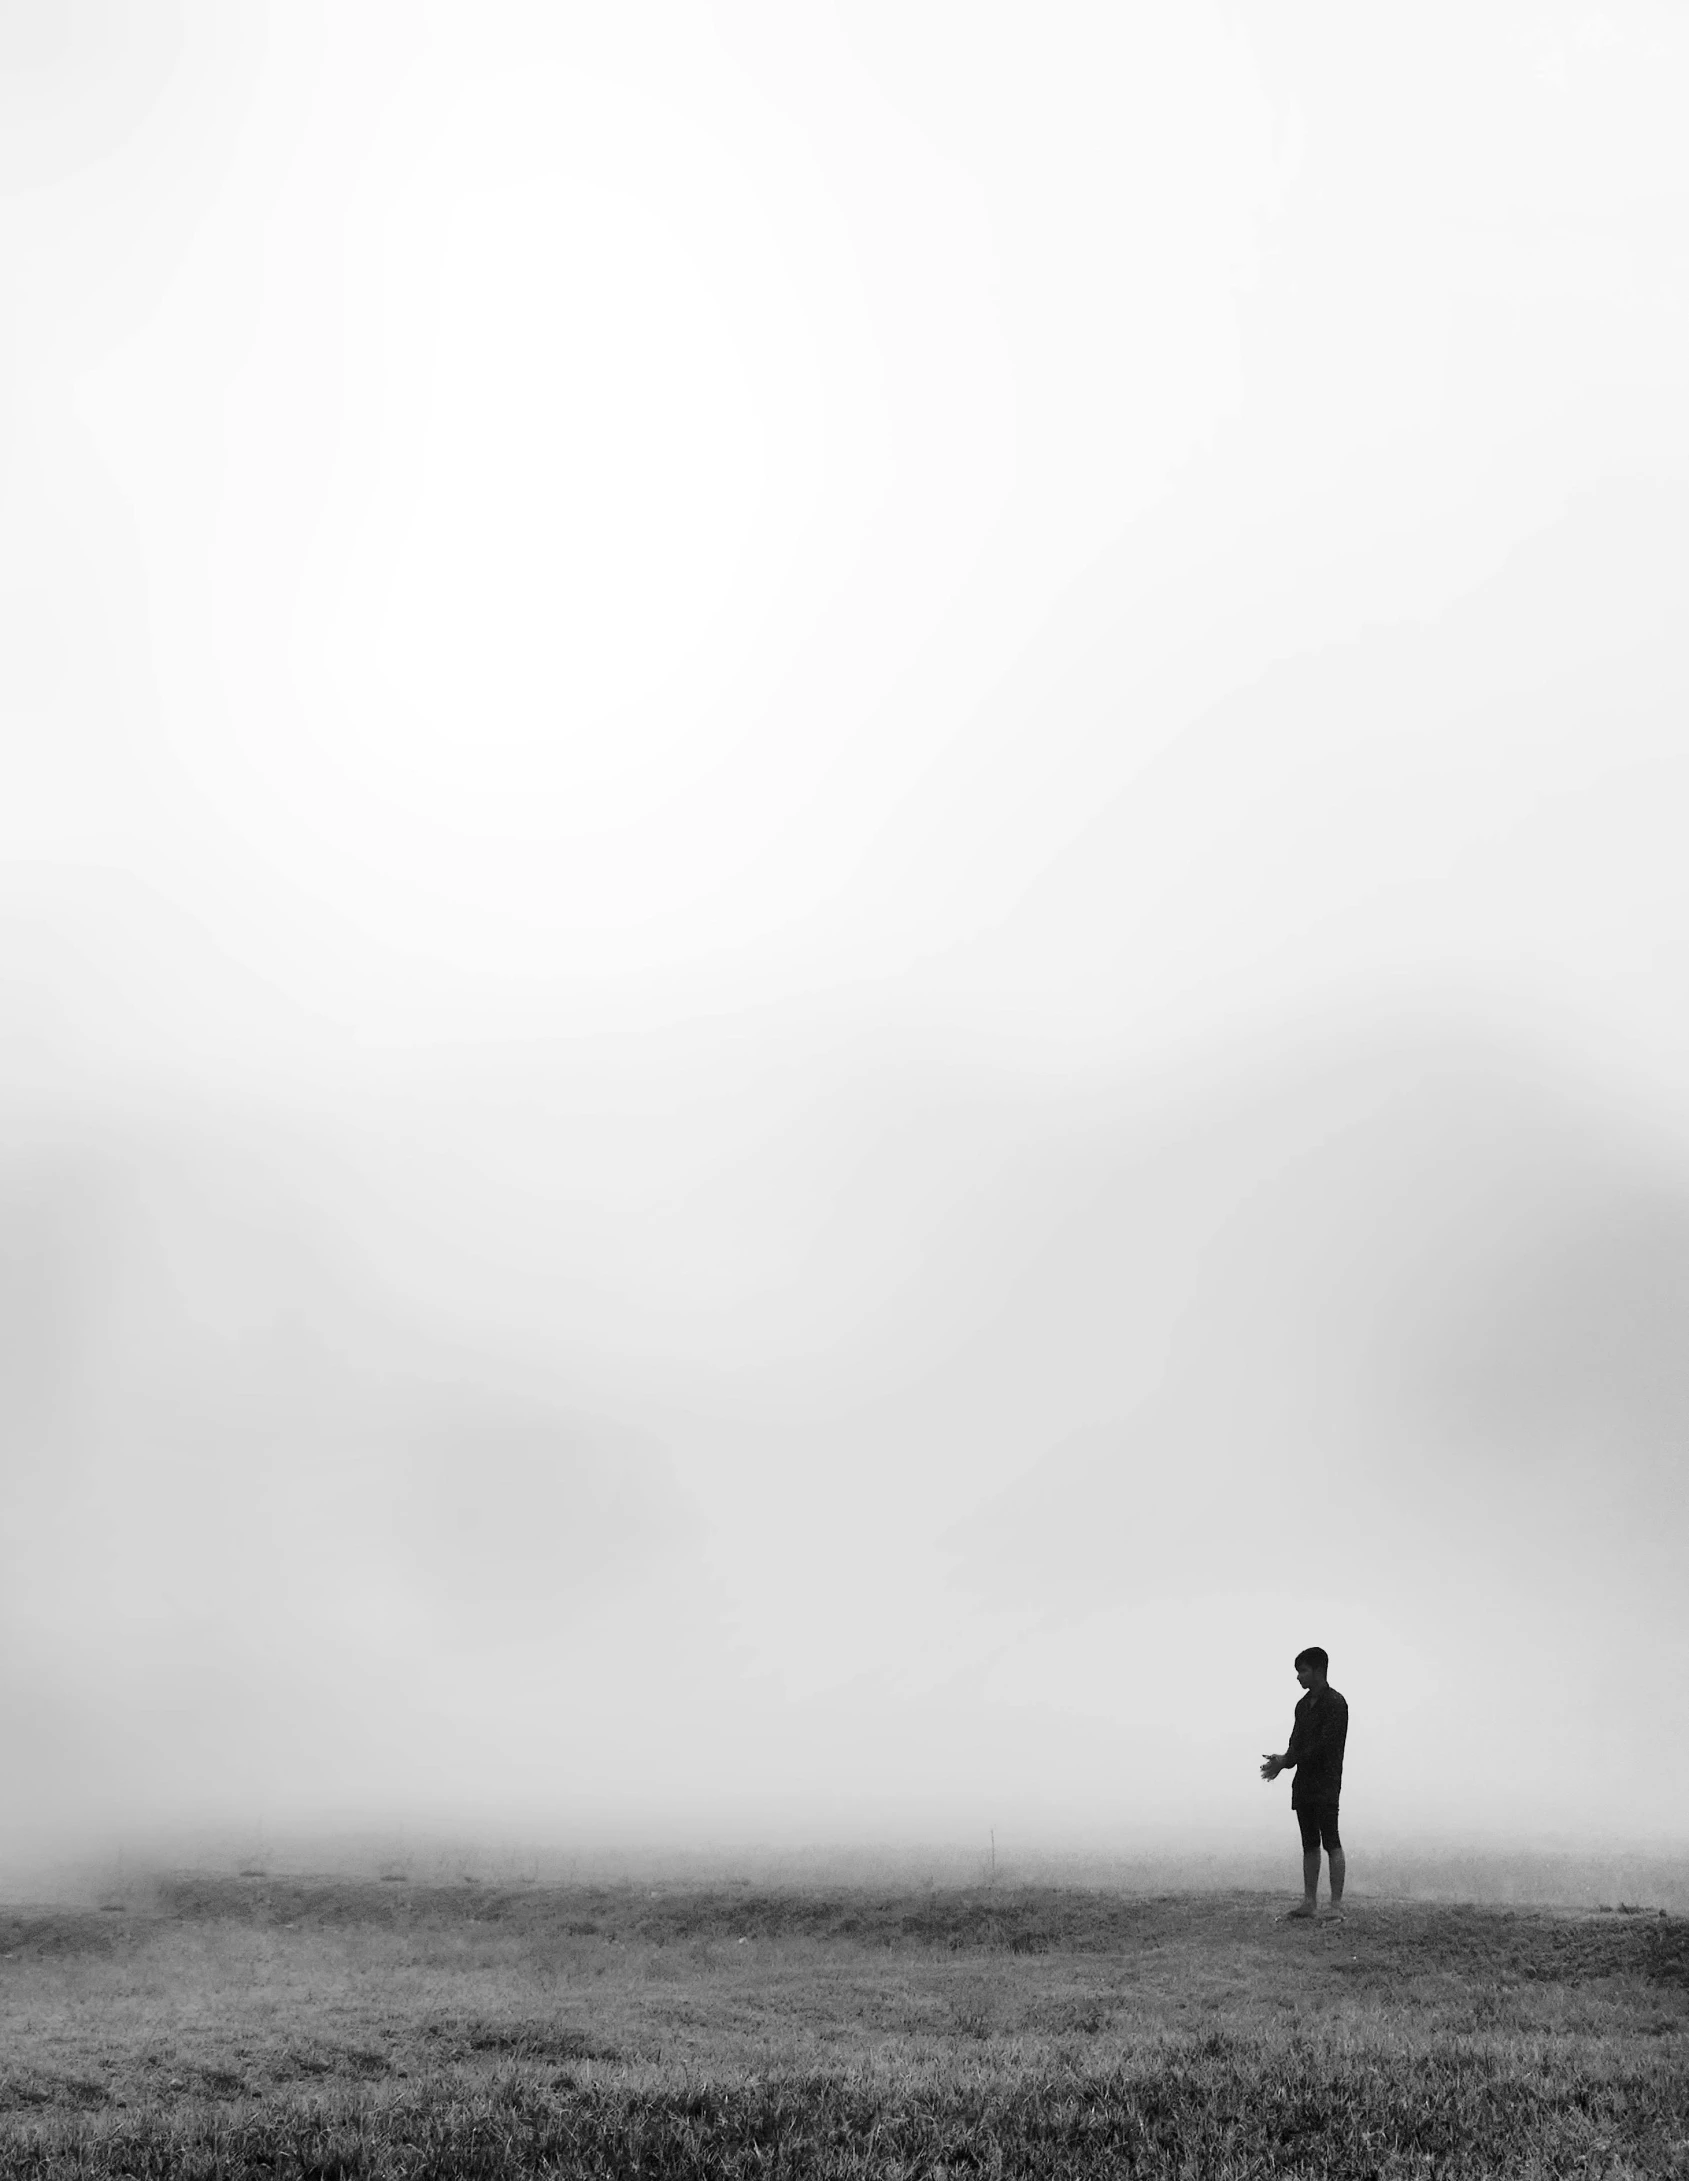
1295, 1663, 1318, 1692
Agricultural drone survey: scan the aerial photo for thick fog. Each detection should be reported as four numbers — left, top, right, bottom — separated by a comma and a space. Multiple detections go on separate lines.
4, 5, 1688, 1874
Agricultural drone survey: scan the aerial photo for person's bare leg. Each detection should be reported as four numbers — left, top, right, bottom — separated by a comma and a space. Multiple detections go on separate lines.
1328, 1848, 1345, 1906
1286, 1846, 1320, 1916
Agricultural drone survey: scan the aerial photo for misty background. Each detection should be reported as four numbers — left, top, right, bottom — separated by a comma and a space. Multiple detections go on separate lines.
4, 4, 1688, 1884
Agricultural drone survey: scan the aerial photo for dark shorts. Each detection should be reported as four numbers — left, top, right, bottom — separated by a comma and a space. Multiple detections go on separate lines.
1296, 1803, 1342, 1854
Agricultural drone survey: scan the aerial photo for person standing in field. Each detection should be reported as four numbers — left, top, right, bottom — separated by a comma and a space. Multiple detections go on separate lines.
1260, 1646, 1348, 1920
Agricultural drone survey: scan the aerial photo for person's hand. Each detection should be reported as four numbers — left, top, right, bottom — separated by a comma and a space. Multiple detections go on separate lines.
1259, 1754, 1283, 1781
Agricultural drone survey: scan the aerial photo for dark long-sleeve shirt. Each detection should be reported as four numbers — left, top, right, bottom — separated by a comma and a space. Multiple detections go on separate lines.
1284, 1685, 1348, 1807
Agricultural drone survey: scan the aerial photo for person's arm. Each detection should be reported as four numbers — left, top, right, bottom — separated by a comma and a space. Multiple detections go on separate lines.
1262, 1703, 1318, 1781
1260, 1711, 1302, 1780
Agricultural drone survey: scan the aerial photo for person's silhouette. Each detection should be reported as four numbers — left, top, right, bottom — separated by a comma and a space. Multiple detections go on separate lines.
1261, 1646, 1348, 1919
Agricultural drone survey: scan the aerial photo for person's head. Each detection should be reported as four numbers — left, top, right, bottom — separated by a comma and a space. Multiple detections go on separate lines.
1294, 1646, 1329, 1691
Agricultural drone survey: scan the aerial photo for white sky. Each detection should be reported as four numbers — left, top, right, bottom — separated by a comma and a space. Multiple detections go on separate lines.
3, 2, 1689, 1866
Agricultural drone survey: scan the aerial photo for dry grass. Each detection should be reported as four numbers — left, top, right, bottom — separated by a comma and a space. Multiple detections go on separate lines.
1, 1876, 1685, 2173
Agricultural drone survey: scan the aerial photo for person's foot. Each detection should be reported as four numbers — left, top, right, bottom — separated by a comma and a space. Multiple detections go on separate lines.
1320, 1905, 1345, 1922
1284, 1902, 1317, 1920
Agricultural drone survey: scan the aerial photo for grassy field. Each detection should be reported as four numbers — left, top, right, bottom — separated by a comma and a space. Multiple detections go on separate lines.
1, 1874, 1685, 2176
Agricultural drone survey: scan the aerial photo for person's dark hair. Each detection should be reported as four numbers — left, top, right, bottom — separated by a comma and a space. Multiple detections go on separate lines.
1294, 1646, 1329, 1674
